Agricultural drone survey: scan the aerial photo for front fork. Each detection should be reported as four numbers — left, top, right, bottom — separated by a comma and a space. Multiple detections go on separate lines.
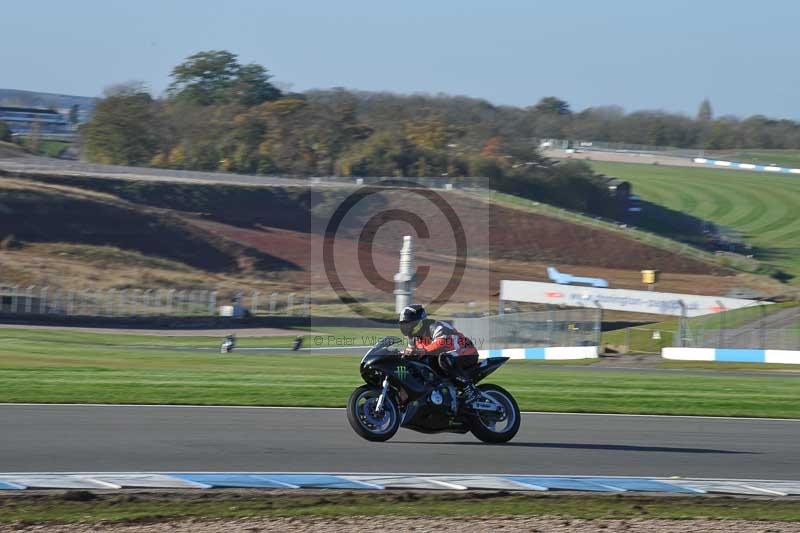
373, 376, 390, 413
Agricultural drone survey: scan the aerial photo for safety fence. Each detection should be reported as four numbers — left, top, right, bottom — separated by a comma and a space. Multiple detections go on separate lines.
540, 139, 703, 159
453, 308, 601, 350
574, 140, 702, 159
679, 304, 799, 351
607, 325, 677, 355
0, 285, 311, 317
602, 305, 799, 355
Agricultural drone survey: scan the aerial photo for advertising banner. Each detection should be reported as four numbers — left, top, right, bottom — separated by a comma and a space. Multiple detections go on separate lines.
500, 280, 766, 317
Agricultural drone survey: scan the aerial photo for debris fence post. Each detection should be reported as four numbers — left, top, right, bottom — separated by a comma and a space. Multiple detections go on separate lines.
25, 286, 34, 313
40, 286, 48, 314
287, 293, 295, 316
143, 289, 152, 316
11, 285, 19, 313
594, 303, 602, 347
52, 289, 61, 315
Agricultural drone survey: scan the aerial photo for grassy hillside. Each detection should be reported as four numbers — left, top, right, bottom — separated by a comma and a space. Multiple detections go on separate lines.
589, 161, 800, 282
0, 171, 789, 308
0, 176, 308, 300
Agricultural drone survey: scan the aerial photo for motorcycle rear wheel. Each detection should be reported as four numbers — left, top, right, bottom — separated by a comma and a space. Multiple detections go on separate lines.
468, 384, 521, 443
347, 384, 401, 442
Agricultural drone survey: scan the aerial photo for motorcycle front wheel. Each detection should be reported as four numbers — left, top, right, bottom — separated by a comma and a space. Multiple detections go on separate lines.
346, 384, 401, 442
468, 384, 521, 443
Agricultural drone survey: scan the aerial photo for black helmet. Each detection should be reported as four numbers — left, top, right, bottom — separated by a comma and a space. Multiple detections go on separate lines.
399, 304, 427, 337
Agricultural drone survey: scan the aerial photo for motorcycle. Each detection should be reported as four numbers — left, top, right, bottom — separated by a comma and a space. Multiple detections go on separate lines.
219, 334, 236, 354
346, 336, 521, 443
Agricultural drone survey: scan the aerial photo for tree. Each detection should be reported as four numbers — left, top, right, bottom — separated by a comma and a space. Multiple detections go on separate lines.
232, 64, 282, 106
167, 50, 281, 106
167, 50, 239, 105
337, 131, 421, 177
0, 121, 10, 142
533, 96, 571, 116
480, 136, 502, 156
697, 98, 713, 122
167, 144, 187, 168
404, 117, 450, 151
82, 83, 162, 165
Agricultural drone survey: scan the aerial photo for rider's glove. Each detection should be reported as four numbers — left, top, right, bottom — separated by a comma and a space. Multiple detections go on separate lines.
402, 347, 416, 357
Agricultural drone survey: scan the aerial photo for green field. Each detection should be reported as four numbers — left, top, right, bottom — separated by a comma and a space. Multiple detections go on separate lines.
589, 160, 800, 280
0, 328, 798, 418
17, 139, 71, 158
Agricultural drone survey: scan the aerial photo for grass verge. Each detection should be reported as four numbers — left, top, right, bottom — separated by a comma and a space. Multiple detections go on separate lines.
0, 328, 798, 417
0, 326, 399, 350
588, 160, 800, 280
1, 491, 799, 524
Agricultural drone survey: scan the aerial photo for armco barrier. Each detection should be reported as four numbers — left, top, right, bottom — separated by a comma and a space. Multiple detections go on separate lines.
662, 347, 800, 364
480, 346, 598, 360
693, 157, 800, 174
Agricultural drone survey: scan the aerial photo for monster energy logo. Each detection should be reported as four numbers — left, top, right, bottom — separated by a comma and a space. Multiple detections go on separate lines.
395, 365, 408, 380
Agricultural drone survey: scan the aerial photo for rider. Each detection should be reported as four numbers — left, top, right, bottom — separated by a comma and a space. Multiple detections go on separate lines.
398, 304, 481, 404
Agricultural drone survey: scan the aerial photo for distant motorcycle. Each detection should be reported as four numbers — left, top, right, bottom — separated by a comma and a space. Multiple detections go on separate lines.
346, 336, 520, 443
220, 334, 236, 354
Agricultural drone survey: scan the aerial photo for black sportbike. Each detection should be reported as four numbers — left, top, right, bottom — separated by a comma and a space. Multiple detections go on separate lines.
346, 336, 520, 443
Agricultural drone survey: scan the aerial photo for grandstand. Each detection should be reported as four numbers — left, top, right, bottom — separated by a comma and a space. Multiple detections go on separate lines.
0, 106, 73, 139
0, 89, 95, 140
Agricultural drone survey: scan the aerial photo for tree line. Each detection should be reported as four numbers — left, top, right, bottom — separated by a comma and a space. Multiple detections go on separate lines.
78, 50, 800, 218
81, 50, 624, 216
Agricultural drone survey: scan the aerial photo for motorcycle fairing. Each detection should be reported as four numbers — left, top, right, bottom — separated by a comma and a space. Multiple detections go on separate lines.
360, 351, 438, 401
467, 357, 509, 383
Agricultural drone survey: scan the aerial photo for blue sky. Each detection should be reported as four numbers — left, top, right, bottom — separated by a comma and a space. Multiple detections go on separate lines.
1, 0, 797, 118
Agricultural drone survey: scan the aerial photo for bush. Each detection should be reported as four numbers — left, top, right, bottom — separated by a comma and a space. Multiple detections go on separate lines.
0, 235, 22, 250
0, 121, 11, 143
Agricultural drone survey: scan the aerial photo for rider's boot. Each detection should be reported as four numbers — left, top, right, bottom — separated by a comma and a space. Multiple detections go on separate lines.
457, 378, 481, 405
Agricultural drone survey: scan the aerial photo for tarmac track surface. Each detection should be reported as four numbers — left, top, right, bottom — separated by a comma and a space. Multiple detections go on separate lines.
0, 405, 797, 479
